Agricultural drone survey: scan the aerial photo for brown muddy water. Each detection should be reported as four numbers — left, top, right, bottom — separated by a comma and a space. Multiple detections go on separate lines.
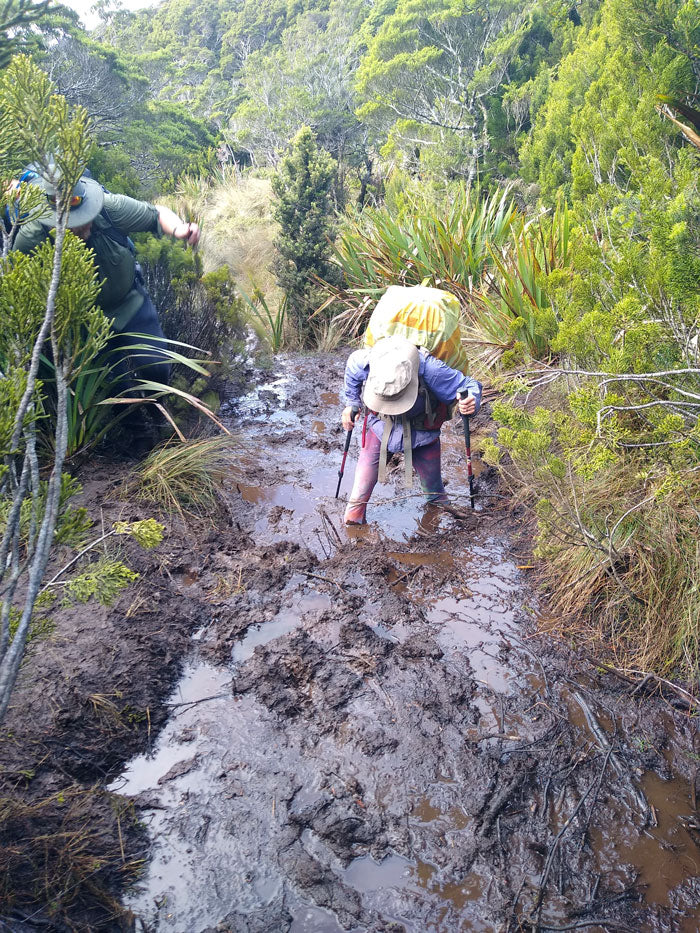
112, 354, 700, 932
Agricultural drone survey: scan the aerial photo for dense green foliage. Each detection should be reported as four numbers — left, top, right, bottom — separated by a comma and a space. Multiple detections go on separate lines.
135, 234, 245, 364
271, 127, 337, 339
0, 0, 77, 69
45, 33, 218, 197
481, 0, 700, 677
96, 0, 587, 185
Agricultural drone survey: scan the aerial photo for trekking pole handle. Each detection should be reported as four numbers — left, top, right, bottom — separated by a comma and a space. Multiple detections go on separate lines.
456, 391, 473, 448
343, 407, 360, 450
341, 405, 360, 432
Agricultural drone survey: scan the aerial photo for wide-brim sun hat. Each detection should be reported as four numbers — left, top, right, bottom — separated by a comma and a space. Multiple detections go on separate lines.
363, 335, 420, 415
30, 171, 104, 228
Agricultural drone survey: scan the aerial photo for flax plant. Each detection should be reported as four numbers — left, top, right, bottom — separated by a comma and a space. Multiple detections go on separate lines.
323, 185, 518, 338
239, 285, 287, 352
464, 201, 571, 370
40, 331, 222, 459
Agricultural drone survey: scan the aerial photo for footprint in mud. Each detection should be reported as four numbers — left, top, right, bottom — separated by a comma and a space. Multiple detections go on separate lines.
268, 504, 294, 526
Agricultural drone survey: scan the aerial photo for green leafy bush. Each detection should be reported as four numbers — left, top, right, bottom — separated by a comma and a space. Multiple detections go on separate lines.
137, 235, 246, 378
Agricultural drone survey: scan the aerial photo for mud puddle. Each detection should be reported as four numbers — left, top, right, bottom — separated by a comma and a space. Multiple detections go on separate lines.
117, 353, 700, 932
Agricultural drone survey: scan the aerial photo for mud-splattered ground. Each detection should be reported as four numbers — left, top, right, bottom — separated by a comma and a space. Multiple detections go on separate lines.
2, 352, 700, 932
116, 354, 700, 932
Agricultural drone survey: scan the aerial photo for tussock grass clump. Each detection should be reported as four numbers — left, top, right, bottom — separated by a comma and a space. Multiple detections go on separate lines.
535, 466, 700, 680
0, 786, 139, 927
490, 413, 700, 682
125, 435, 239, 519
172, 168, 278, 297
164, 168, 284, 350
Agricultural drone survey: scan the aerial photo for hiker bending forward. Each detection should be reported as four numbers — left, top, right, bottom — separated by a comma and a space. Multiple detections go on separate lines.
341, 335, 482, 525
13, 171, 199, 388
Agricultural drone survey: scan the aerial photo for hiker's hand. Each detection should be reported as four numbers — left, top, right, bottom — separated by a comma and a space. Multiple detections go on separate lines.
156, 205, 201, 246
173, 221, 200, 246
342, 407, 360, 431
457, 393, 476, 416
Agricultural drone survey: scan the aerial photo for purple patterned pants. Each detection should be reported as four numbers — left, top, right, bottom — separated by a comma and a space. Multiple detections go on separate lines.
344, 429, 448, 524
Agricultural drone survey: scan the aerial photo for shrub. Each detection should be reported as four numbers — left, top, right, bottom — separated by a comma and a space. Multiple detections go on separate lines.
136, 235, 247, 383
492, 388, 700, 678
0, 55, 99, 723
324, 184, 517, 340
271, 127, 338, 344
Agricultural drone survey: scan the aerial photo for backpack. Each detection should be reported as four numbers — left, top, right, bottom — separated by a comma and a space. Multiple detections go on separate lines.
98, 205, 144, 284
364, 285, 468, 486
364, 284, 469, 375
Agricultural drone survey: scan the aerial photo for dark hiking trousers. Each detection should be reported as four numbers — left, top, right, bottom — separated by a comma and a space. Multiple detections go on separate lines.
106, 284, 171, 391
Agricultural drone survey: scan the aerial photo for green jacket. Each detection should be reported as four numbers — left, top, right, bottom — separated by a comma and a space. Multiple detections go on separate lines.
14, 192, 162, 331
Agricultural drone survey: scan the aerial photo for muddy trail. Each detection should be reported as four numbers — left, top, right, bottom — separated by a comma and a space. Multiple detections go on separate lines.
2, 351, 699, 933
99, 352, 699, 933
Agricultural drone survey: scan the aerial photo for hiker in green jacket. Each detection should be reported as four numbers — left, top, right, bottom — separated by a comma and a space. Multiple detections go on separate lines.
13, 170, 199, 389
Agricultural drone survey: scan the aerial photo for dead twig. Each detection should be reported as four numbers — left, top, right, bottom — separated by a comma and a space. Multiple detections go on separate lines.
478, 763, 534, 839
587, 655, 700, 713
532, 745, 614, 926
391, 565, 421, 586
505, 876, 527, 932
319, 508, 343, 548
536, 920, 638, 932
167, 692, 230, 709
299, 569, 345, 592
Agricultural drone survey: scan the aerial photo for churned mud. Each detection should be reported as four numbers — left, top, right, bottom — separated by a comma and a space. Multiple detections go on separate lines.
2, 352, 700, 932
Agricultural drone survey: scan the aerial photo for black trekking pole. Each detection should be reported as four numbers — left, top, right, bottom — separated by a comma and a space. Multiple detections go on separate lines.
335, 407, 359, 499
457, 391, 476, 509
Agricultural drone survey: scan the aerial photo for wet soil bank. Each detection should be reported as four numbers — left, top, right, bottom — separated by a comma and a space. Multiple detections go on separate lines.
2, 351, 700, 932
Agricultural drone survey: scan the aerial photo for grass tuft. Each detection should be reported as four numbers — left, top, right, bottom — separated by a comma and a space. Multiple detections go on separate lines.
125, 435, 240, 520
0, 786, 140, 927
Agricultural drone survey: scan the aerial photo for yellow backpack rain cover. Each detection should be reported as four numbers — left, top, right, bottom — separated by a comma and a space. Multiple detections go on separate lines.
364, 285, 468, 375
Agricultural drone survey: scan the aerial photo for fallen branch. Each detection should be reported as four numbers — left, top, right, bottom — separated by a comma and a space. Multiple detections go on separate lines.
391, 565, 421, 586
319, 507, 343, 548
586, 656, 700, 714
532, 745, 614, 925
570, 689, 649, 819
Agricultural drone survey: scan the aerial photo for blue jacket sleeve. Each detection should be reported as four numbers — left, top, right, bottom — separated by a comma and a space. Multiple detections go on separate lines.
421, 354, 483, 412
343, 349, 370, 407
